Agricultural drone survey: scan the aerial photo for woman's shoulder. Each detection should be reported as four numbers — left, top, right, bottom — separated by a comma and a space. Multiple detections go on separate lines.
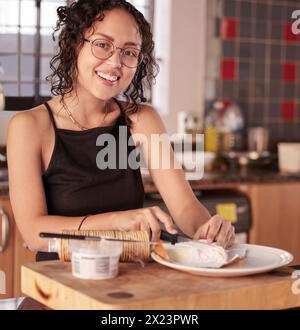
128, 102, 166, 134
8, 104, 50, 139
117, 100, 156, 118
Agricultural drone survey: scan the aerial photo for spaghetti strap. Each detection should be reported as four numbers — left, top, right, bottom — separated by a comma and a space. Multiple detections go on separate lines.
113, 98, 127, 126
44, 102, 58, 130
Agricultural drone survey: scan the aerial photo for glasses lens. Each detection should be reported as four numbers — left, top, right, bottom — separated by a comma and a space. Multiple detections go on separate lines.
121, 48, 142, 68
92, 39, 114, 59
91, 39, 143, 68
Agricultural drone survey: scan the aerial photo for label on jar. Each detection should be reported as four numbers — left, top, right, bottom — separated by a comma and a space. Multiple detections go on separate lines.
72, 252, 119, 280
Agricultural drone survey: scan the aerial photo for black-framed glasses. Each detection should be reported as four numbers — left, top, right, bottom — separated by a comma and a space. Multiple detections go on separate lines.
84, 38, 144, 68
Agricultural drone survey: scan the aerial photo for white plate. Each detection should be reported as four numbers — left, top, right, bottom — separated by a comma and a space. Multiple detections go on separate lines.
151, 243, 293, 277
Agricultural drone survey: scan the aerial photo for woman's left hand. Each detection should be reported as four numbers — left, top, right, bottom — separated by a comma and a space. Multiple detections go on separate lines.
192, 214, 235, 249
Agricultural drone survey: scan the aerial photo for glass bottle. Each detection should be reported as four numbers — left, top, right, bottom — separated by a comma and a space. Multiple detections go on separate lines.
204, 101, 223, 153
220, 103, 244, 152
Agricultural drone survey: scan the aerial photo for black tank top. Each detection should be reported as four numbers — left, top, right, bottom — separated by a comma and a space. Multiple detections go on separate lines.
37, 100, 144, 261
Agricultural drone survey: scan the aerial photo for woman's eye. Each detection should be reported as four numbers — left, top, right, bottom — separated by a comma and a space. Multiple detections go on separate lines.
124, 49, 138, 58
95, 41, 109, 49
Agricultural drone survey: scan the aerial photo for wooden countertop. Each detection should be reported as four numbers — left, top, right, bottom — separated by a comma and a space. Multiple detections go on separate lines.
143, 170, 300, 193
1, 170, 300, 197
21, 261, 300, 310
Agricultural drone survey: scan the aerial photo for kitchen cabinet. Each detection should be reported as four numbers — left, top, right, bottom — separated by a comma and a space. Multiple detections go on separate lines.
13, 226, 35, 297
0, 196, 35, 299
238, 182, 300, 264
0, 197, 14, 298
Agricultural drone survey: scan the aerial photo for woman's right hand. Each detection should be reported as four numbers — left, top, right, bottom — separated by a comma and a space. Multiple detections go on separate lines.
113, 207, 178, 241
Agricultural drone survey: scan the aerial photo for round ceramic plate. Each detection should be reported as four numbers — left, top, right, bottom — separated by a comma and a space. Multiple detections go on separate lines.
151, 243, 293, 277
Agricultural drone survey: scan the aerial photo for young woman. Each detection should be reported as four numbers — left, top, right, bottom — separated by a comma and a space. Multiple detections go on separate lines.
7, 0, 235, 261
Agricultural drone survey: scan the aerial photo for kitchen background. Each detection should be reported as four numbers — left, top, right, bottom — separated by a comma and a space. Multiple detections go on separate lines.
0, 0, 300, 300
1, 0, 299, 148
206, 0, 300, 150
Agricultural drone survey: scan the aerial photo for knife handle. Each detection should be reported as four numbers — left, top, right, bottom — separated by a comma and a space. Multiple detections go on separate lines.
160, 231, 178, 245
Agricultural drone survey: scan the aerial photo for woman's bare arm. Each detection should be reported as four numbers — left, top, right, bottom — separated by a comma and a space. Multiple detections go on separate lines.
7, 111, 176, 251
7, 112, 115, 251
130, 105, 211, 238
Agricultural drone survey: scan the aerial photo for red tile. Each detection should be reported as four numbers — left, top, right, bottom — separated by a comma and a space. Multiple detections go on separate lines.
281, 101, 296, 121
283, 23, 300, 42
218, 99, 232, 116
221, 59, 237, 80
221, 18, 239, 39
282, 62, 297, 82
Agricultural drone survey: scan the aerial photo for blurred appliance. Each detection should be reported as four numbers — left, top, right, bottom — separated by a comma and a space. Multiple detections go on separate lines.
222, 127, 273, 170
222, 150, 273, 170
144, 190, 251, 244
278, 143, 300, 174
248, 127, 269, 154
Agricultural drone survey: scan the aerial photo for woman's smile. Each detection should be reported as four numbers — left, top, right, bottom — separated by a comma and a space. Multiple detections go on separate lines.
95, 70, 121, 86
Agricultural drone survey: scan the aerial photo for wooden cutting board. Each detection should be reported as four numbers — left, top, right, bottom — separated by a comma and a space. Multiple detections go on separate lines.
21, 261, 300, 310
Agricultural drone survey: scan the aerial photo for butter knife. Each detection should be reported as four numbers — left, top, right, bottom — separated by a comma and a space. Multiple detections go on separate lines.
39, 232, 161, 244
160, 230, 194, 245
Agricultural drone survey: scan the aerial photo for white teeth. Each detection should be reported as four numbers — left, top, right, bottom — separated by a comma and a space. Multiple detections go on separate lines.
96, 71, 119, 82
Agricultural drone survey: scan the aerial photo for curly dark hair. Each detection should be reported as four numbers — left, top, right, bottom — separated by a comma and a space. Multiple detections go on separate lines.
46, 0, 159, 124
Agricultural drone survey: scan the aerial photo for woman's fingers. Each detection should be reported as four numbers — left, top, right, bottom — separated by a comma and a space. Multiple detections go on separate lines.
195, 214, 236, 248
139, 219, 151, 239
215, 220, 233, 247
226, 224, 235, 247
141, 208, 162, 242
118, 207, 175, 242
225, 227, 236, 248
150, 206, 178, 235
206, 215, 223, 243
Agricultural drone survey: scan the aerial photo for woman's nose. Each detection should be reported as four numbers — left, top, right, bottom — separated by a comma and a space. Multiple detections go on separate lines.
106, 50, 122, 68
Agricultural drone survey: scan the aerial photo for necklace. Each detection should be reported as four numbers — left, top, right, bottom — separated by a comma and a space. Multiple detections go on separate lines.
63, 102, 109, 131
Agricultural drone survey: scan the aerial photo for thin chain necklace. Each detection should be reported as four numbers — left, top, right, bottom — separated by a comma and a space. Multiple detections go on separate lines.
62, 103, 109, 131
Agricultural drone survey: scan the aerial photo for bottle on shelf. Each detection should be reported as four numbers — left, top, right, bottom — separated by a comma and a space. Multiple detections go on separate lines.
204, 100, 223, 153
219, 102, 244, 152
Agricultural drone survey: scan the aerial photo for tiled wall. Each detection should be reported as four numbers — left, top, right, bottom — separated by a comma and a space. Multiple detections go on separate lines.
205, 0, 300, 150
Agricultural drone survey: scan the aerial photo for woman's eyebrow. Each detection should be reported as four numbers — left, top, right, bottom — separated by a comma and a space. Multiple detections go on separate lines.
92, 32, 141, 47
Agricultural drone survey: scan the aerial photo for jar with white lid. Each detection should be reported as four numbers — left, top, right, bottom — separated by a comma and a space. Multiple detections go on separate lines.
69, 239, 123, 280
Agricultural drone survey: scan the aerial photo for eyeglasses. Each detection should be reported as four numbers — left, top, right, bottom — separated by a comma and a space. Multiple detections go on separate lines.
84, 38, 144, 68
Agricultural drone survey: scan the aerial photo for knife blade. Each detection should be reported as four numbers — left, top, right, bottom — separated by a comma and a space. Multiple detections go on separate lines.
40, 231, 192, 245
159, 230, 214, 247
159, 230, 192, 245
39, 232, 160, 244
